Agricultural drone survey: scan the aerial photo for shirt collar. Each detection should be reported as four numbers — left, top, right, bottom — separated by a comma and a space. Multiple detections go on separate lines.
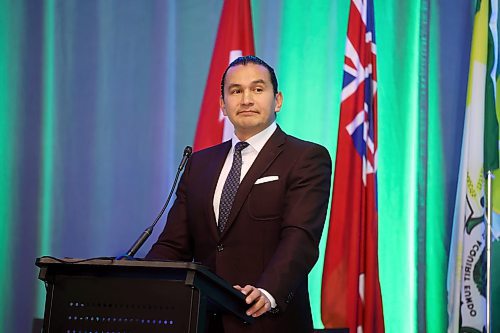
231, 122, 277, 153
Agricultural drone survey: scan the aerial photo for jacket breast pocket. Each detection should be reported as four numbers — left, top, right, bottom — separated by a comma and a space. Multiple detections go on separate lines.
247, 180, 283, 221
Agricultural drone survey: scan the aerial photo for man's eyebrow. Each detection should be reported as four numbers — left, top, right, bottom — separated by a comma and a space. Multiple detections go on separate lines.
251, 79, 266, 85
226, 79, 268, 90
227, 83, 242, 90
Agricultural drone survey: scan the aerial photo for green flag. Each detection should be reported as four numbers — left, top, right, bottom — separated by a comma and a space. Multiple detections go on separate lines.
448, 0, 498, 333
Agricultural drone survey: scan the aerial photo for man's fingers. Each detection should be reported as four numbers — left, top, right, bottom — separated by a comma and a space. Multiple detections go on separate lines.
252, 296, 271, 317
235, 284, 255, 298
244, 286, 260, 303
234, 284, 272, 318
246, 295, 270, 317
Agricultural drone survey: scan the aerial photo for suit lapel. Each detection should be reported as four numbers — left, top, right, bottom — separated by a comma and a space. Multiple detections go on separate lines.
204, 141, 232, 240
220, 127, 286, 238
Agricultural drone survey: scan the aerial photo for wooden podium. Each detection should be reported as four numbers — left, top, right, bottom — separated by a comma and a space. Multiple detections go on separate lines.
35, 256, 253, 332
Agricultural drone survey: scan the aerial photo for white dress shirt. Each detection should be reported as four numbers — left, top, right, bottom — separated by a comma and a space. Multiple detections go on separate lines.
213, 121, 277, 221
212, 121, 278, 308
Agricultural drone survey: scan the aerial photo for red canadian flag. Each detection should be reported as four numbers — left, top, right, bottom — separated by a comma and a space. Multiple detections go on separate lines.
193, 0, 255, 151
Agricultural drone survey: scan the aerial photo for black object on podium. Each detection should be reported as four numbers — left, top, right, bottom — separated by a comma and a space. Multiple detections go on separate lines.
35, 256, 254, 332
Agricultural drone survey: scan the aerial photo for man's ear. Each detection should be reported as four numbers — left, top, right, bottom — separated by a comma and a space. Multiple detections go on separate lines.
220, 96, 227, 116
274, 92, 283, 113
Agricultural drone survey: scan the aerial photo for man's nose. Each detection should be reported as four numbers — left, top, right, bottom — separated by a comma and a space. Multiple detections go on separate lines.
241, 90, 253, 104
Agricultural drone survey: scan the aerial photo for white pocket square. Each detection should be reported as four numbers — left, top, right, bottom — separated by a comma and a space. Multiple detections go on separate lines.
255, 176, 279, 185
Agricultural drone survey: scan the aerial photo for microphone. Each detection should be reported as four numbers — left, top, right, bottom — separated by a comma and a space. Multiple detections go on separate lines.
178, 146, 191, 171
120, 146, 193, 259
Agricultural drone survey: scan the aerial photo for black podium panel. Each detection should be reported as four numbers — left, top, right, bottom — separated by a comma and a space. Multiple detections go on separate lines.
36, 257, 252, 333
50, 276, 196, 332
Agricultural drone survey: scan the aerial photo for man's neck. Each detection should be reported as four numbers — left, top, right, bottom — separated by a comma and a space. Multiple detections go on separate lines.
234, 123, 276, 142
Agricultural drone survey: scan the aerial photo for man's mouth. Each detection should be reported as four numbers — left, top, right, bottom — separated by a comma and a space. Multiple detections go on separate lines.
238, 110, 258, 115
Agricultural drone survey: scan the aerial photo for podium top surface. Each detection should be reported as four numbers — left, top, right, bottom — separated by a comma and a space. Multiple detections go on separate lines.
36, 256, 209, 270
36, 256, 226, 288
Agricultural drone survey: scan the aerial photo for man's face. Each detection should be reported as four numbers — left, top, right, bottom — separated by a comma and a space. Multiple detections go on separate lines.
220, 63, 283, 141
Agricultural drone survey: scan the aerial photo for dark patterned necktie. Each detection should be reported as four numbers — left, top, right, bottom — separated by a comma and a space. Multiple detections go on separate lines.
218, 141, 249, 233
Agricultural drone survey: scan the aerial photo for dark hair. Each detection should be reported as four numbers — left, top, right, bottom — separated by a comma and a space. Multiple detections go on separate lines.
220, 55, 278, 98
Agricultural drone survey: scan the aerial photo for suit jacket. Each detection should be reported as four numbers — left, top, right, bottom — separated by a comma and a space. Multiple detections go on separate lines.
146, 126, 332, 333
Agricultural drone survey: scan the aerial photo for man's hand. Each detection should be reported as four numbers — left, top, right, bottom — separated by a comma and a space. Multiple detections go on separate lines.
234, 284, 271, 318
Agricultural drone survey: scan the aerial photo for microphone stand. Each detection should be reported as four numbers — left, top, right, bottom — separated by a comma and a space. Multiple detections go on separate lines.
117, 146, 192, 259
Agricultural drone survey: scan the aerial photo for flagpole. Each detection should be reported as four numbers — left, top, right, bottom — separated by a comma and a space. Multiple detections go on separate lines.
486, 170, 493, 333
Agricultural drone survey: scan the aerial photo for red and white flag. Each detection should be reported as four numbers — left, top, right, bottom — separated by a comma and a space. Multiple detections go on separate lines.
193, 0, 255, 151
321, 0, 384, 332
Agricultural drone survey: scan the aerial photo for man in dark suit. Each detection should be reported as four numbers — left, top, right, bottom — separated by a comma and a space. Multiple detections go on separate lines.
146, 56, 332, 332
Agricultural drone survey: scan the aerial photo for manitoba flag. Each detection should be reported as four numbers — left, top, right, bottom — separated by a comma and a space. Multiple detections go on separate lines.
321, 0, 385, 332
193, 0, 255, 151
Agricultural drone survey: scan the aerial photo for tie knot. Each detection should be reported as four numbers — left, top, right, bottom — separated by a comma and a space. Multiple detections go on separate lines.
234, 141, 249, 153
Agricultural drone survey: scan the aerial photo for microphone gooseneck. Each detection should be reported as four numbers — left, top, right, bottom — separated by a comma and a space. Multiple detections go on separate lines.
122, 146, 193, 259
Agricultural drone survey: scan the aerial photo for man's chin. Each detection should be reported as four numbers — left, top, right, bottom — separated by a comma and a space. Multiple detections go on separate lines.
234, 123, 265, 139
236, 121, 261, 130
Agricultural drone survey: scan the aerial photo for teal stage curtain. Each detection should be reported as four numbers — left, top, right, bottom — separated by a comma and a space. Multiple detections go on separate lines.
1, 1, 497, 332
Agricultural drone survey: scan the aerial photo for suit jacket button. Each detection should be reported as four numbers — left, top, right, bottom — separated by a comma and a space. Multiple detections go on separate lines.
216, 244, 224, 252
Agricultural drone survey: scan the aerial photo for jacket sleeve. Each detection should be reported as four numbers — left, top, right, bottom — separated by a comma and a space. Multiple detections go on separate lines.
256, 143, 332, 311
